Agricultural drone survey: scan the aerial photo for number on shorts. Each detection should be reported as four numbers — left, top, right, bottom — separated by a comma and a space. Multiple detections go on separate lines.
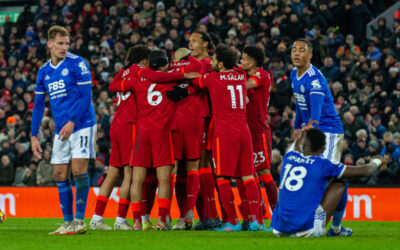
253, 151, 266, 164
279, 163, 307, 191
147, 83, 163, 106
80, 136, 88, 148
227, 85, 244, 109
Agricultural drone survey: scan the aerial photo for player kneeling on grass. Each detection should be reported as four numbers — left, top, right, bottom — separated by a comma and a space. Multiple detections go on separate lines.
271, 128, 387, 237
89, 45, 151, 231
191, 45, 261, 231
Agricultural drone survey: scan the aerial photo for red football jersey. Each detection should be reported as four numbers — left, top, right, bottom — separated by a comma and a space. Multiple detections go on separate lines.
200, 57, 213, 73
170, 56, 207, 117
109, 67, 138, 126
193, 69, 249, 136
246, 68, 272, 134
109, 66, 184, 130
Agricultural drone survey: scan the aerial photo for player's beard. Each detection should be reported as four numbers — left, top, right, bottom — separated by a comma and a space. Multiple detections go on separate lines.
212, 63, 219, 72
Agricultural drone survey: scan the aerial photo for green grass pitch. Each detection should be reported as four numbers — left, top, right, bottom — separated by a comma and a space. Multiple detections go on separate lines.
1, 219, 400, 250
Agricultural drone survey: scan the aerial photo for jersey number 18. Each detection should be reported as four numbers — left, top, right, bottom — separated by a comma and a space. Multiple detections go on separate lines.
279, 163, 307, 191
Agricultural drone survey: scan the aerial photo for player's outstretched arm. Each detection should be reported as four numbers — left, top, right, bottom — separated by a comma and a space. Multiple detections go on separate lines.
109, 68, 127, 92
31, 93, 45, 159
341, 157, 387, 178
246, 77, 258, 90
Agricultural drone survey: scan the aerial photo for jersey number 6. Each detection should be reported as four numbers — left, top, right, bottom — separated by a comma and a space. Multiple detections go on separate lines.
147, 83, 163, 106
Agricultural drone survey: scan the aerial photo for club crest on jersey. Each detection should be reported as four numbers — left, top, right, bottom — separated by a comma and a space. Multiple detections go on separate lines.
311, 80, 321, 89
254, 71, 261, 79
79, 61, 89, 75
62, 68, 69, 76
45, 75, 50, 80
300, 85, 305, 93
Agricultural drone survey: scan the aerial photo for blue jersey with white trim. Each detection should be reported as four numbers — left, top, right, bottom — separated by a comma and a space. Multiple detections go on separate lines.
271, 150, 346, 233
291, 65, 343, 133
35, 52, 96, 133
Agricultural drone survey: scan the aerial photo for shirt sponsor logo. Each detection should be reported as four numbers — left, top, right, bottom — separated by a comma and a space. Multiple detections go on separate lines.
311, 79, 321, 89
79, 61, 89, 75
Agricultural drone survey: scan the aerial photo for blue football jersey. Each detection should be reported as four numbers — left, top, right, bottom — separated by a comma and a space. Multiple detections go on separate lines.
291, 65, 343, 133
271, 150, 346, 233
35, 52, 96, 133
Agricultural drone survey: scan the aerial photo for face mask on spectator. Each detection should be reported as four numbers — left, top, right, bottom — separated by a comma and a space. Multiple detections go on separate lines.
88, 45, 94, 51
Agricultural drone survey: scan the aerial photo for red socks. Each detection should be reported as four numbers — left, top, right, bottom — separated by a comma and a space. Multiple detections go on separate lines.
131, 202, 141, 222
94, 195, 108, 216
199, 167, 218, 219
260, 174, 278, 211
117, 198, 130, 218
217, 179, 237, 225
243, 178, 260, 222
184, 170, 200, 216
236, 179, 248, 220
158, 198, 170, 223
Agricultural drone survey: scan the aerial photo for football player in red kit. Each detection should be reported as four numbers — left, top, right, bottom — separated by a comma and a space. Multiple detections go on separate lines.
188, 31, 221, 230
191, 45, 261, 231
90, 45, 151, 231
240, 45, 278, 230
167, 48, 205, 230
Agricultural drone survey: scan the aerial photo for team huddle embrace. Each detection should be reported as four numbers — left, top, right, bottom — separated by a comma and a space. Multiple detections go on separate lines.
31, 26, 386, 236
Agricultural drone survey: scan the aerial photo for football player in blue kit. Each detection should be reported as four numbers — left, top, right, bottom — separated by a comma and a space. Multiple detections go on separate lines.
31, 26, 96, 235
290, 38, 349, 236
271, 128, 386, 237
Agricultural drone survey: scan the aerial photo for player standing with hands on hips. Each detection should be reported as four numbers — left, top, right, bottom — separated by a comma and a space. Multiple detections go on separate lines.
31, 26, 96, 235
290, 38, 350, 236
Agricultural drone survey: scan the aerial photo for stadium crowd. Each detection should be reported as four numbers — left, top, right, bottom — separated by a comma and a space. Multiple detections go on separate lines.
0, 0, 399, 187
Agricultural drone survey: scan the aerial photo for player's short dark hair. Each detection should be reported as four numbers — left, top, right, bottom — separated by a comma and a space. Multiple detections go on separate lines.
306, 128, 326, 153
126, 45, 151, 66
243, 45, 264, 67
215, 45, 238, 69
149, 50, 169, 70
294, 38, 313, 52
193, 31, 214, 49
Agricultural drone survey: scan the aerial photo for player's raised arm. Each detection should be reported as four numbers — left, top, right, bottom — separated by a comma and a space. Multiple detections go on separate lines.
139, 68, 185, 83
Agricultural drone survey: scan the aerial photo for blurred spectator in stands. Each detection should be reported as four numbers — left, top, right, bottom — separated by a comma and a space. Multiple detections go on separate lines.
372, 18, 392, 42
321, 57, 339, 83
345, 0, 373, 44
270, 149, 282, 186
366, 41, 383, 61
351, 137, 368, 162
388, 114, 400, 133
36, 149, 55, 187
369, 114, 387, 140
343, 111, 367, 141
21, 160, 37, 187
0, 154, 14, 186
365, 140, 380, 161
337, 34, 361, 62
381, 132, 400, 163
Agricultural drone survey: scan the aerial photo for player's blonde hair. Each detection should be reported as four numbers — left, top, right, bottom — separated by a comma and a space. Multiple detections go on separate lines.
47, 26, 70, 40
174, 48, 190, 61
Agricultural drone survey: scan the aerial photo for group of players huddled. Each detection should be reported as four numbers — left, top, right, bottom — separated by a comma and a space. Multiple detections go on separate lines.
31, 26, 387, 236
89, 28, 277, 232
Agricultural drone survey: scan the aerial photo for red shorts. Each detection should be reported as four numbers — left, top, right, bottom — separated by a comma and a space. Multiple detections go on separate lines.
172, 116, 204, 160
109, 123, 135, 167
130, 129, 174, 168
251, 132, 272, 171
213, 130, 255, 178
201, 118, 213, 151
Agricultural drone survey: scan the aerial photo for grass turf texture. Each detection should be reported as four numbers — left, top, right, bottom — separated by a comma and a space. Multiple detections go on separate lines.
1, 219, 399, 250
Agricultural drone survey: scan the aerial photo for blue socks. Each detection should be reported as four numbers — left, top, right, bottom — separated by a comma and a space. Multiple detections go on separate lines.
56, 179, 73, 222
332, 184, 348, 229
75, 174, 90, 220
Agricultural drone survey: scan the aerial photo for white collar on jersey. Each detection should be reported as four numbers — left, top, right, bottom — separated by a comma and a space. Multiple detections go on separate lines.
296, 64, 313, 81
49, 58, 66, 69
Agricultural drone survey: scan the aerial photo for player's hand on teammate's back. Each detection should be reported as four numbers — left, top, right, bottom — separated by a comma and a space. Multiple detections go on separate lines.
183, 72, 201, 79
31, 136, 43, 160
302, 119, 319, 131
166, 86, 189, 102
59, 121, 75, 141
